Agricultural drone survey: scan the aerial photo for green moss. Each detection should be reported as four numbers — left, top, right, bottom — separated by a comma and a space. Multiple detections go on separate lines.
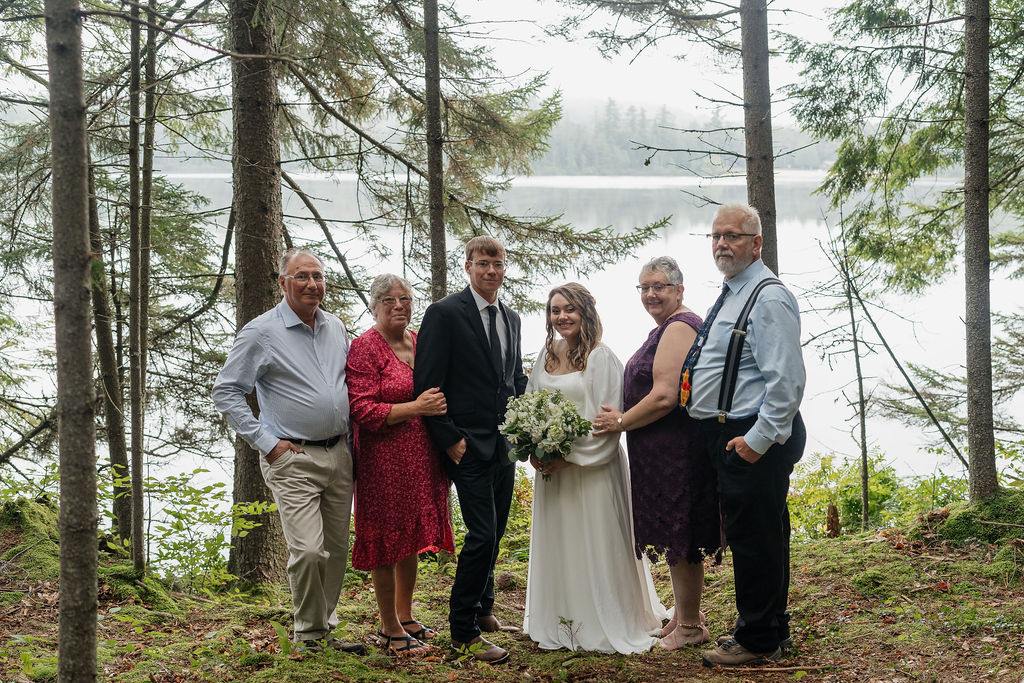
941, 489, 1024, 544
98, 565, 179, 614
0, 499, 61, 582
0, 591, 23, 607
994, 541, 1024, 566
852, 567, 889, 596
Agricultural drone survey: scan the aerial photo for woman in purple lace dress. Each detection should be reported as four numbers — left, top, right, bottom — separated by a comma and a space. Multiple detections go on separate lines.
592, 256, 722, 650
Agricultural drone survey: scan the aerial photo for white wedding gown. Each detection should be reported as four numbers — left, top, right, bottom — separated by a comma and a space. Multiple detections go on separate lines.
523, 344, 668, 654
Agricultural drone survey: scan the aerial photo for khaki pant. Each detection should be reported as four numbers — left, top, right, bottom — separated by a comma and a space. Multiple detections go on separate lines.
260, 439, 353, 641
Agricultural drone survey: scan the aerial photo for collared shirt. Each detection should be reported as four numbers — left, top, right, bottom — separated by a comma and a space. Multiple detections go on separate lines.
688, 259, 805, 454
212, 300, 350, 455
469, 285, 508, 364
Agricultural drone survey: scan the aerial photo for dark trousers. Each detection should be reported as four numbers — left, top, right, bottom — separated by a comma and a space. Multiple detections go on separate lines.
701, 412, 805, 653
444, 450, 516, 642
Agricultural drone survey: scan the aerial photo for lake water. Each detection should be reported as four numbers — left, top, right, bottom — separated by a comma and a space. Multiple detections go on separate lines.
167, 171, 1014, 479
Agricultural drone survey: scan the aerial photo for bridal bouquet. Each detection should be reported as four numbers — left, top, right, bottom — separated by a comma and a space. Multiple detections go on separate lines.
500, 389, 591, 479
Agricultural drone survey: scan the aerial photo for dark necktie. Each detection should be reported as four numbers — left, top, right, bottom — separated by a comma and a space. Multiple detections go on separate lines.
487, 305, 502, 375
679, 281, 729, 406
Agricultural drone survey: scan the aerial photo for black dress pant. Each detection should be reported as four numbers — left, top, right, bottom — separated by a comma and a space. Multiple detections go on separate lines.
444, 449, 516, 642
701, 412, 805, 653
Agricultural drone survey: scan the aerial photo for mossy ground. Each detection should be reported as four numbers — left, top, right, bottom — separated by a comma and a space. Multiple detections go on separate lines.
2, 498, 1023, 681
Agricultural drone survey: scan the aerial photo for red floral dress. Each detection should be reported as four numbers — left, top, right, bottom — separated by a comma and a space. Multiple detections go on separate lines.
346, 328, 454, 570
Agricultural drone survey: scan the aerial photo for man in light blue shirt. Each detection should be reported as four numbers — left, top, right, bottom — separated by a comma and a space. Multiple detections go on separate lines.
688, 203, 807, 668
212, 247, 362, 655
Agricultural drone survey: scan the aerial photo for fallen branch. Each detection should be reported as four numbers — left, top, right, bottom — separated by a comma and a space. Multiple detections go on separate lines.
726, 664, 833, 672
977, 520, 1024, 529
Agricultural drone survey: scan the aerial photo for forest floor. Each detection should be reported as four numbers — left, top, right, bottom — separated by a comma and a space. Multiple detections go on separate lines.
2, 500, 1024, 682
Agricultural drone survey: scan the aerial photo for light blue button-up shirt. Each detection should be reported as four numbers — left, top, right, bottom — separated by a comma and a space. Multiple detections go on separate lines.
687, 259, 805, 454
212, 300, 350, 455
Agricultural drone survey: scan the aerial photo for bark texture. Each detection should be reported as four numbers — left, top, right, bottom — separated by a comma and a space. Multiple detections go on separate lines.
88, 163, 131, 539
963, 0, 997, 501
128, 0, 146, 571
424, 0, 447, 301
740, 0, 778, 274
45, 0, 98, 678
227, 0, 287, 583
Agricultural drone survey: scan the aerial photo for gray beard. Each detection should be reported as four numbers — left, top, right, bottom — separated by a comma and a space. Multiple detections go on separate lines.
715, 253, 751, 279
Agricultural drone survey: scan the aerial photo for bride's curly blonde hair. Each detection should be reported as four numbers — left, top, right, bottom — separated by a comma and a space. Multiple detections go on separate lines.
544, 282, 603, 373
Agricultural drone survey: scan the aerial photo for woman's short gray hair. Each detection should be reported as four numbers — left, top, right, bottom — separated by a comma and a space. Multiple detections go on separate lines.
639, 256, 684, 286
369, 273, 414, 310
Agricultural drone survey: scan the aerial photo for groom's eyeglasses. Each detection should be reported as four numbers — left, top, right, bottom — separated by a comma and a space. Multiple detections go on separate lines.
470, 260, 506, 271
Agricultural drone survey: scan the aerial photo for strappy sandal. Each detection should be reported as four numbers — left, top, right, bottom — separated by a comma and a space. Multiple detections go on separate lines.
401, 619, 437, 640
375, 630, 431, 657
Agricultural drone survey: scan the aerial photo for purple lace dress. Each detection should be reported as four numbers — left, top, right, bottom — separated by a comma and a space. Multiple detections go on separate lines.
624, 311, 722, 565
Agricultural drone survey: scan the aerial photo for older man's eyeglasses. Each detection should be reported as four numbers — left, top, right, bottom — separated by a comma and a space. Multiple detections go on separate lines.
635, 283, 680, 294
282, 272, 326, 283
706, 232, 758, 243
379, 296, 413, 306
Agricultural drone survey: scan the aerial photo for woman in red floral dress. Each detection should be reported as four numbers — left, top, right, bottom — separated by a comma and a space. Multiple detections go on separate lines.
346, 274, 455, 655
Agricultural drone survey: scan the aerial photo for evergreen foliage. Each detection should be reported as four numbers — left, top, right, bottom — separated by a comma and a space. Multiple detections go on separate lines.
785, 0, 1023, 292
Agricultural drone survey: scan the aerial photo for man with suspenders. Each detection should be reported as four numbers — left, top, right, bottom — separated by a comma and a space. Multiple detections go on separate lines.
680, 203, 807, 667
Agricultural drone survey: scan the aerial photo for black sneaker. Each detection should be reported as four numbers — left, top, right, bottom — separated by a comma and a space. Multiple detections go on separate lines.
324, 637, 366, 655
294, 639, 324, 654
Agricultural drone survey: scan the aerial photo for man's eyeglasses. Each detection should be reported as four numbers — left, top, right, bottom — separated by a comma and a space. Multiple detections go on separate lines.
635, 283, 680, 294
470, 260, 506, 271
379, 296, 413, 306
281, 272, 326, 283
706, 232, 758, 244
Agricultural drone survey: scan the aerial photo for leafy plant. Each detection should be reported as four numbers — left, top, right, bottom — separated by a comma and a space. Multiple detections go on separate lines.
143, 468, 275, 592
270, 620, 292, 656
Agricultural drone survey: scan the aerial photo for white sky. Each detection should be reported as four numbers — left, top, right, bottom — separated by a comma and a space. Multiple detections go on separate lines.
455, 0, 843, 122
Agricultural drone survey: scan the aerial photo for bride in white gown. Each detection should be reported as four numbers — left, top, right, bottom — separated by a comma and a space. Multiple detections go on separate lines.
523, 283, 668, 654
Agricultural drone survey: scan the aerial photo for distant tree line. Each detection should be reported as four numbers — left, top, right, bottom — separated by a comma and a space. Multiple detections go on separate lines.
531, 99, 839, 176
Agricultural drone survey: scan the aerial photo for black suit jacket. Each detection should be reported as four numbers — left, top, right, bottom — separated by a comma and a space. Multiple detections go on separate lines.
414, 286, 528, 462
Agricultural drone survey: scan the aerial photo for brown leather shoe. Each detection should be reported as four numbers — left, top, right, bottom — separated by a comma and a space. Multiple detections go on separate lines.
702, 637, 781, 667
716, 633, 793, 653
450, 636, 510, 664
476, 614, 520, 633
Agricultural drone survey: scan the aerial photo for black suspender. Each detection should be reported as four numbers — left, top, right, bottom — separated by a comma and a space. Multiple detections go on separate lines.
715, 278, 783, 423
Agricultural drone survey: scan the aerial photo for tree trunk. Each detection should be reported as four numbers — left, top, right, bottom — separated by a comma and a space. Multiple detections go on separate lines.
227, 0, 287, 583
963, 0, 997, 502
88, 162, 131, 539
846, 280, 870, 530
141, 0, 154, 389
740, 0, 778, 274
45, 0, 98, 679
424, 0, 447, 301
128, 0, 146, 572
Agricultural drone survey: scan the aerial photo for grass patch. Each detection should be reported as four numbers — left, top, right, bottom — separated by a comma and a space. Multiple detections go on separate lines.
4, 494, 1024, 681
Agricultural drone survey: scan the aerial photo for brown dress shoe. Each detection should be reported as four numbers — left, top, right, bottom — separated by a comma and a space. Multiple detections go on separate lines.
476, 614, 520, 633
450, 636, 510, 664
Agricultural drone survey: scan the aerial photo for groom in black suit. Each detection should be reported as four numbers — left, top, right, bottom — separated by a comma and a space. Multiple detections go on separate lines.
414, 235, 527, 664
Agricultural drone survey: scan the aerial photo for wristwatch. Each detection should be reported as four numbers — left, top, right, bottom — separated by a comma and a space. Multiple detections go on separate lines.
616, 416, 624, 430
